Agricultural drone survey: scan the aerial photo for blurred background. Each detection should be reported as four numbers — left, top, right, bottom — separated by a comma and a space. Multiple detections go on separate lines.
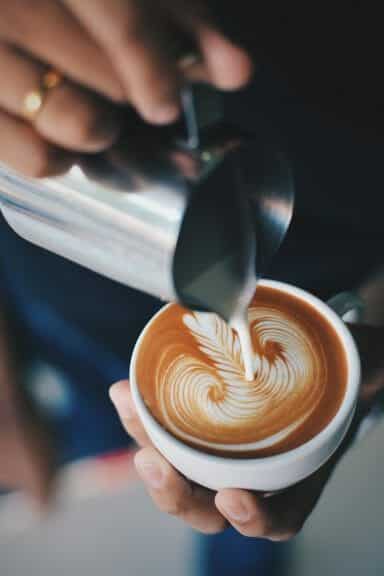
1, 414, 383, 576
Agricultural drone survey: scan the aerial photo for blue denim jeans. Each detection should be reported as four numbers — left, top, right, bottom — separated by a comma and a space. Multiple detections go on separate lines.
194, 528, 280, 576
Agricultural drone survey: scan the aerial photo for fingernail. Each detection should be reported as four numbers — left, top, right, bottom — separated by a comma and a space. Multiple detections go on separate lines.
109, 385, 133, 419
220, 497, 250, 523
136, 461, 164, 490
149, 103, 180, 125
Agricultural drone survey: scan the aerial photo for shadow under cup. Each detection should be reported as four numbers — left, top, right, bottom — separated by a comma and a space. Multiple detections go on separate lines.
130, 280, 361, 492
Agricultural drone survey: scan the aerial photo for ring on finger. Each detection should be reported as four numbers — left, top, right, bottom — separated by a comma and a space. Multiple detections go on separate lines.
22, 69, 63, 121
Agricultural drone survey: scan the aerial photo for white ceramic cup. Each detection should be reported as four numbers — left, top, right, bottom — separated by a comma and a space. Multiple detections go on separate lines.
130, 280, 361, 492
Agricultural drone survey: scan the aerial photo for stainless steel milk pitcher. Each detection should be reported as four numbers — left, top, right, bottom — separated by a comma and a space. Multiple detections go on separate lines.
0, 85, 294, 322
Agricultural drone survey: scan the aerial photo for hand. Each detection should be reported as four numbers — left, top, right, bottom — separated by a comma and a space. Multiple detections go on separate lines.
0, 0, 252, 177
109, 380, 341, 539
109, 323, 384, 538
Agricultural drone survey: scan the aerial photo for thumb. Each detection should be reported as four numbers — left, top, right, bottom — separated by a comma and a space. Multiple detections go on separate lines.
110, 380, 152, 448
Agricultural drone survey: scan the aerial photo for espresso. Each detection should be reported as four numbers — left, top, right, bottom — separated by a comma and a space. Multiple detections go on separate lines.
136, 286, 348, 458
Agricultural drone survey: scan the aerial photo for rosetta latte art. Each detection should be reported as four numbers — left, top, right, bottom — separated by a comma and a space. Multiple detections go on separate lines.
156, 307, 328, 452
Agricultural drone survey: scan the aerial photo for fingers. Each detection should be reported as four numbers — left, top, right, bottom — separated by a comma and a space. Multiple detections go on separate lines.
216, 463, 333, 541
110, 380, 226, 534
0, 44, 121, 152
109, 380, 152, 448
110, 381, 226, 534
110, 381, 226, 533
64, 0, 253, 123
0, 109, 72, 177
135, 446, 227, 534
215, 489, 293, 540
197, 27, 254, 90
110, 380, 325, 539
0, 0, 254, 137
165, 0, 254, 89
64, 0, 181, 124
0, 0, 123, 102
179, 32, 253, 88
109, 378, 333, 540
35, 84, 120, 152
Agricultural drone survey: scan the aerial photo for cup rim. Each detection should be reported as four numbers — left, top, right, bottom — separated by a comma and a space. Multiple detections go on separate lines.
130, 279, 361, 468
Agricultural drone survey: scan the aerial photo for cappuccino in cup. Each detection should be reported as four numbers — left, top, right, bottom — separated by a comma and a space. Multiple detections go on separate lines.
131, 280, 360, 491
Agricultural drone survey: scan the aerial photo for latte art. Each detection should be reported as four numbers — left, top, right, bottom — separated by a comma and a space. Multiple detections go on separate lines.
157, 307, 326, 452
137, 286, 347, 457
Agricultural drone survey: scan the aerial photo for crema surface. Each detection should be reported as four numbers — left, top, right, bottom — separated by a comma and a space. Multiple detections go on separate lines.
136, 286, 347, 457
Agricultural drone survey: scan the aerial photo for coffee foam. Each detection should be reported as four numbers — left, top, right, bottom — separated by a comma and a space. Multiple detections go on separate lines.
137, 286, 347, 457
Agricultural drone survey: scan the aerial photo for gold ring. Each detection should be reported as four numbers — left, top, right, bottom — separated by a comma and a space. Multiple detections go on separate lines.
22, 69, 63, 121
